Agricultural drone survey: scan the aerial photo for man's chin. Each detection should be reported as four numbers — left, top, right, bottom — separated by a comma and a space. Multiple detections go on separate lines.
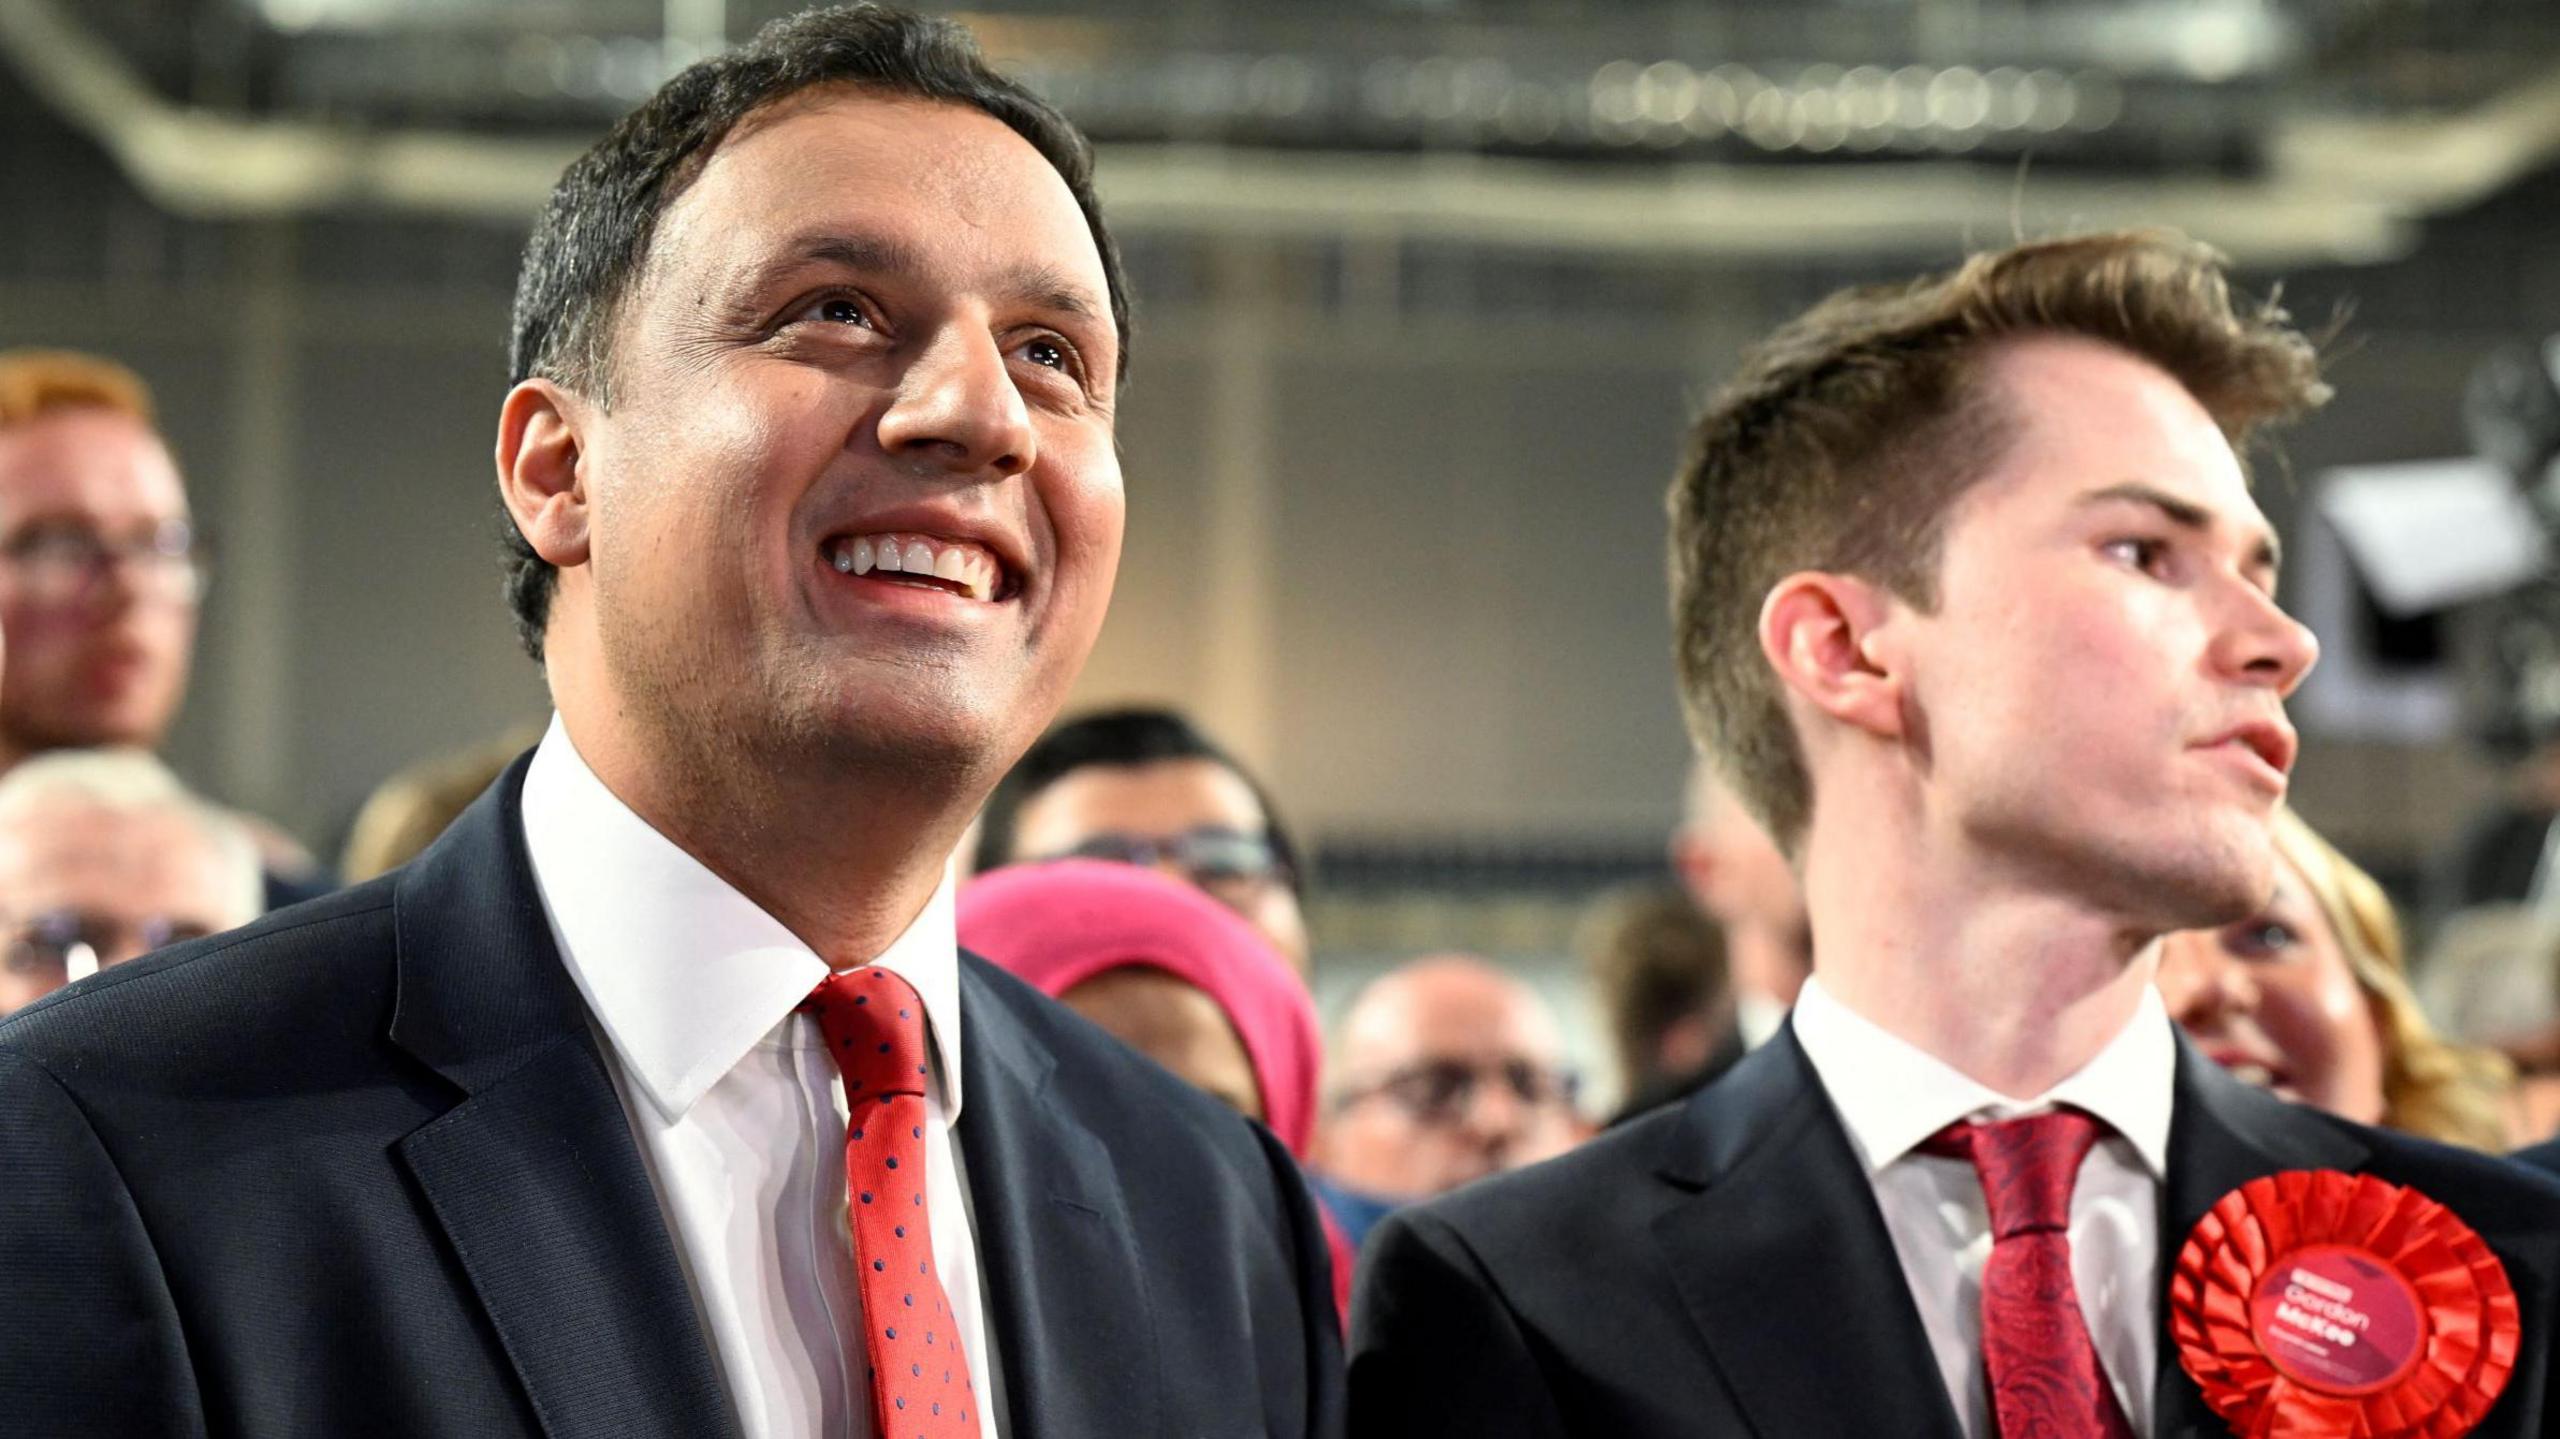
2137, 831, 2279, 933
2003, 811, 2276, 935
20, 711, 171, 755
792, 686, 1022, 788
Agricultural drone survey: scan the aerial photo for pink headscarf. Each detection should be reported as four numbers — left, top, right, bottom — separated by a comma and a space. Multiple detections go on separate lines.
957, 859, 1322, 1157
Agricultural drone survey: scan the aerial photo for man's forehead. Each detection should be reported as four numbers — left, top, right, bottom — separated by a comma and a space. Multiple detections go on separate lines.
1967, 340, 2261, 521
1046, 758, 1264, 824
0, 410, 179, 494
654, 89, 1105, 296
1361, 965, 1559, 1057
4, 801, 194, 861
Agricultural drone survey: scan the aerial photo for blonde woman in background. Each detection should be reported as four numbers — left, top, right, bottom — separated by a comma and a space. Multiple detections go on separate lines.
2158, 806, 2514, 1151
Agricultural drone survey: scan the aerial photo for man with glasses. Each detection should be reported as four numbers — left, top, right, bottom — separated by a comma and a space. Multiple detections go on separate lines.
976, 706, 1312, 970
1312, 955, 1584, 1246
0, 351, 321, 908
0, 747, 261, 1016
0, 351, 205, 776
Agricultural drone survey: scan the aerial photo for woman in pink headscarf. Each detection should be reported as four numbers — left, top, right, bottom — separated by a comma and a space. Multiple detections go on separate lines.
957, 859, 1350, 1324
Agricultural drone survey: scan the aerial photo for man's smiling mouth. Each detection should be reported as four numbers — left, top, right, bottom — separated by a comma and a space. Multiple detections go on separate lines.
822, 532, 1006, 602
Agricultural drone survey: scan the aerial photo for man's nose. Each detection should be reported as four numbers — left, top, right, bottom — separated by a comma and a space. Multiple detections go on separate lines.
2211, 581, 2320, 697
873, 325, 1037, 481
1457, 1070, 1528, 1142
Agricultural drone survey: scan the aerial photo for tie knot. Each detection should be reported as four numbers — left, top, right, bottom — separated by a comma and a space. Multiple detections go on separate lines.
802, 965, 933, 1103
1921, 1108, 2108, 1239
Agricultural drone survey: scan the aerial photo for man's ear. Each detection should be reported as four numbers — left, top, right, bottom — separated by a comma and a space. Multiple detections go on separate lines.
1670, 829, 1718, 909
495, 378, 592, 569
1757, 570, 1907, 740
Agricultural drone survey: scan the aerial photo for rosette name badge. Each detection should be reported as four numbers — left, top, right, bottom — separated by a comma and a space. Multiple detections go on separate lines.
2170, 1170, 2520, 1437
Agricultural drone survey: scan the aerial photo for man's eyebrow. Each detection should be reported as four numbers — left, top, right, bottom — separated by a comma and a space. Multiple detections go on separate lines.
1001, 263, 1103, 324
732, 235, 1107, 330
734, 233, 926, 294
2080, 480, 2281, 576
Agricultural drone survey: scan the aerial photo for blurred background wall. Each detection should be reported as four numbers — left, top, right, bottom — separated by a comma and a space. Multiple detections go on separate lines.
6, 0, 2557, 1099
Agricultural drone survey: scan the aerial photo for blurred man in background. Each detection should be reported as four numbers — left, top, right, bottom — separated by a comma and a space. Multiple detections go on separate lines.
0, 352, 198, 774
1312, 954, 1584, 1246
1574, 882, 1733, 1123
1671, 760, 1809, 1051
1593, 761, 1810, 1125
977, 705, 1312, 969
0, 349, 324, 907
0, 747, 261, 1016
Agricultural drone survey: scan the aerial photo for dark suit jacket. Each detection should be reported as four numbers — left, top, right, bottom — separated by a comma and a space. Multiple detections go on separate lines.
2515, 1137, 2560, 1179
1350, 1024, 2560, 1437
0, 757, 1344, 1438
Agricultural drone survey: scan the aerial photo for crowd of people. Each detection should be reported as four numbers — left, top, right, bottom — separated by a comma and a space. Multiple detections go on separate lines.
5, 4, 2560, 1436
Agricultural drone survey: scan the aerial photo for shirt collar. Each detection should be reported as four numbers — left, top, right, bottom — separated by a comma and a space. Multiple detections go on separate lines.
518, 715, 965, 1124
1791, 973, 2174, 1181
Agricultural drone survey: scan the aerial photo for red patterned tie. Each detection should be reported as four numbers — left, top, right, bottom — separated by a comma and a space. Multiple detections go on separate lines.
1924, 1110, 2136, 1439
802, 966, 977, 1439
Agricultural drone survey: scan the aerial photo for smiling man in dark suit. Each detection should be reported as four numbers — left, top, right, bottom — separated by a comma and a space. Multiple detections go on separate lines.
1348, 234, 2560, 1437
0, 9, 1341, 1437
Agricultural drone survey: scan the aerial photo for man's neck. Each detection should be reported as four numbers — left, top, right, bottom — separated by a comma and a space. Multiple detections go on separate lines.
560, 713, 973, 967
1800, 810, 2160, 1100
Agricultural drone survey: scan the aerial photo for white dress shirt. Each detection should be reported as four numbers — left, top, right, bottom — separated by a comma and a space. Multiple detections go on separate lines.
1791, 976, 2174, 1438
519, 718, 1006, 1439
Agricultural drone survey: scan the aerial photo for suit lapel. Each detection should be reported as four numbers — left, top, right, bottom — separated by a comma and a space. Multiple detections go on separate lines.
1651, 1030, 1965, 1439
386, 757, 737, 1439
2149, 1040, 2368, 1439
954, 959, 1156, 1439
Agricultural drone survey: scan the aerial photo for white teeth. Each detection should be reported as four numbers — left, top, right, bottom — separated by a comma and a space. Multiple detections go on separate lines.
2227, 1063, 2275, 1088
830, 532, 1004, 600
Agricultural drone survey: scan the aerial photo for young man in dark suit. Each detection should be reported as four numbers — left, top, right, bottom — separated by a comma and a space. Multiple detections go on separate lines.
0, 9, 1342, 1436
1349, 233, 2560, 1437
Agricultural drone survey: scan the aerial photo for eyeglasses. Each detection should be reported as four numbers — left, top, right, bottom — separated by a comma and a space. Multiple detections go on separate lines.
0, 518, 207, 604
1044, 826, 1292, 896
1332, 1058, 1581, 1126
4, 908, 214, 983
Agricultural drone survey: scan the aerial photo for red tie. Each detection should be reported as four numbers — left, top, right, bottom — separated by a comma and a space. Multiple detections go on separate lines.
1924, 1110, 2136, 1439
802, 966, 978, 1439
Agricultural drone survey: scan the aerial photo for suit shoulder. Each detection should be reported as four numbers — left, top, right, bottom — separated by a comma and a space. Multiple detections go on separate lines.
2351, 1119, 2560, 1226
0, 876, 399, 1076
2513, 1136, 2560, 1178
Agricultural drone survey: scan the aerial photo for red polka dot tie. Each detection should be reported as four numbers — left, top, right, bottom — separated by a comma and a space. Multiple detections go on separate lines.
1923, 1110, 2136, 1439
802, 966, 977, 1439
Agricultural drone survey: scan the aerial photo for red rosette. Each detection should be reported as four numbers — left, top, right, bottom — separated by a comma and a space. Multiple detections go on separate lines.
2169, 1170, 2519, 1438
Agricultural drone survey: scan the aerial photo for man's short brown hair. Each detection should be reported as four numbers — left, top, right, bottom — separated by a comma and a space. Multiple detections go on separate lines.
1575, 882, 1730, 1101
0, 350, 155, 428
1666, 230, 2329, 853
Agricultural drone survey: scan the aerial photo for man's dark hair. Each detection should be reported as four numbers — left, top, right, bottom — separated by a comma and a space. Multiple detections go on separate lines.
500, 3, 1131, 661
974, 707, 1303, 896
1573, 883, 1730, 1104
